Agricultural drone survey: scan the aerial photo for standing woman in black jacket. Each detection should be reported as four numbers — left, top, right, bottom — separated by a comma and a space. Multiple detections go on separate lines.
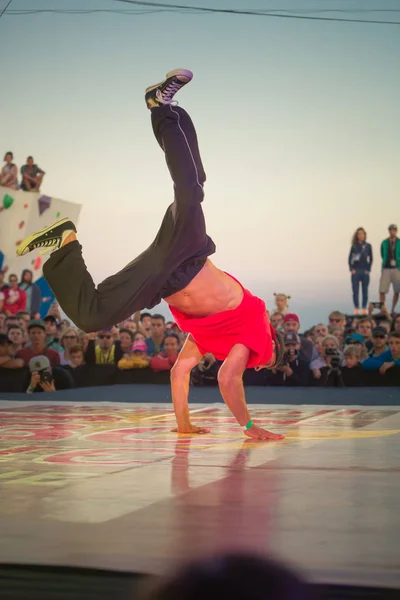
349, 227, 373, 315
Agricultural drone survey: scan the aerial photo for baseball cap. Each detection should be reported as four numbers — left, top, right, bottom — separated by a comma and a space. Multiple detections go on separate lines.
345, 333, 365, 345
132, 340, 147, 352
28, 319, 46, 331
372, 326, 387, 337
388, 224, 397, 230
283, 313, 300, 324
28, 355, 50, 372
284, 331, 300, 345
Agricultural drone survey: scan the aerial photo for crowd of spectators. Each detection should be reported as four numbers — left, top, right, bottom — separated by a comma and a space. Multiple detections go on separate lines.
1, 151, 45, 192
1, 287, 400, 393
1, 222, 400, 393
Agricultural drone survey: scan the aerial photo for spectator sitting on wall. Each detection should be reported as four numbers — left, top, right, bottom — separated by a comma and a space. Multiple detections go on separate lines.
140, 312, 152, 338
43, 315, 64, 353
7, 325, 25, 356
20, 156, 45, 192
273, 292, 291, 315
119, 328, 134, 356
369, 326, 388, 357
151, 333, 180, 373
341, 344, 366, 386
379, 224, 400, 314
118, 340, 150, 370
3, 274, 27, 316
16, 319, 60, 367
26, 355, 73, 394
355, 317, 374, 352
19, 270, 42, 319
59, 328, 79, 365
0, 334, 24, 369
282, 314, 317, 364
146, 314, 166, 356
362, 332, 400, 375
0, 151, 18, 189
85, 329, 124, 365
267, 332, 309, 386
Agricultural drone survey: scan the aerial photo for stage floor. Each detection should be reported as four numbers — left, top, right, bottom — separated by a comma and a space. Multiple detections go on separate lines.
0, 400, 399, 589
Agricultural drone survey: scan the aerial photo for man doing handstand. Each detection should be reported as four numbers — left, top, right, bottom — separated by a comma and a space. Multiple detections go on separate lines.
17, 69, 285, 442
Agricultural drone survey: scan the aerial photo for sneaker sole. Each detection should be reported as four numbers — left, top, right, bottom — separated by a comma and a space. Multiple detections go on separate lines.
16, 217, 72, 256
145, 68, 193, 95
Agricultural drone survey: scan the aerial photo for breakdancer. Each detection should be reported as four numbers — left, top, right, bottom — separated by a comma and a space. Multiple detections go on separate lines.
17, 69, 285, 441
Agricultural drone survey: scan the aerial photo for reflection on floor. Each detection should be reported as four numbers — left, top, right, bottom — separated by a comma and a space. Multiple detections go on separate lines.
0, 400, 399, 589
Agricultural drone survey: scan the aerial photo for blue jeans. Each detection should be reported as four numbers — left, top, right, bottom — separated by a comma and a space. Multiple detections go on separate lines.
351, 269, 370, 309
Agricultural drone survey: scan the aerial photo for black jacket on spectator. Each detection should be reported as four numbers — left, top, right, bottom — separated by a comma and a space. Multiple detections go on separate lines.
267, 359, 310, 386
84, 340, 124, 366
341, 365, 368, 387
299, 337, 315, 364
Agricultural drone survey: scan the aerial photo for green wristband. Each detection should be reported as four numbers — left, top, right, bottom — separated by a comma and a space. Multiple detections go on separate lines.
243, 419, 253, 430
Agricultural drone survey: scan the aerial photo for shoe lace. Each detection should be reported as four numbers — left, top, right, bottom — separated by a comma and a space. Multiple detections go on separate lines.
157, 79, 182, 104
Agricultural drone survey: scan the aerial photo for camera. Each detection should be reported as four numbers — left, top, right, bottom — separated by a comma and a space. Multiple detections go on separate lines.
39, 369, 53, 384
325, 348, 341, 369
285, 348, 298, 358
372, 302, 383, 310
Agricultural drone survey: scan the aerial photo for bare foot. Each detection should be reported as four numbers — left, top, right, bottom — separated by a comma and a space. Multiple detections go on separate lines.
171, 424, 210, 435
244, 424, 285, 441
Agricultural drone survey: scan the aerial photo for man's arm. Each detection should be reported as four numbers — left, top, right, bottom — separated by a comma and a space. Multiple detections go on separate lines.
170, 334, 207, 433
218, 344, 284, 441
0, 356, 24, 369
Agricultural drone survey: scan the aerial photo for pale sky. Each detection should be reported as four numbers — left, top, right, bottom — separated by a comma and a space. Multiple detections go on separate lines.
1, 0, 399, 327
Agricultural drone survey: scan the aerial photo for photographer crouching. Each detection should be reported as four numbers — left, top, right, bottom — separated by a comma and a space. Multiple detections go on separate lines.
267, 332, 310, 386
26, 355, 74, 394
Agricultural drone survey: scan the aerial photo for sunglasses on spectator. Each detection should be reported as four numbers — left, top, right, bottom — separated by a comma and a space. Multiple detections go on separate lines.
329, 318, 342, 323
63, 335, 77, 340
98, 334, 112, 339
373, 335, 386, 339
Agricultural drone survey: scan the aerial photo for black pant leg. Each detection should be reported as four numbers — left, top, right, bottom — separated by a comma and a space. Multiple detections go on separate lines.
150, 104, 216, 270
42, 105, 216, 333
43, 240, 167, 332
